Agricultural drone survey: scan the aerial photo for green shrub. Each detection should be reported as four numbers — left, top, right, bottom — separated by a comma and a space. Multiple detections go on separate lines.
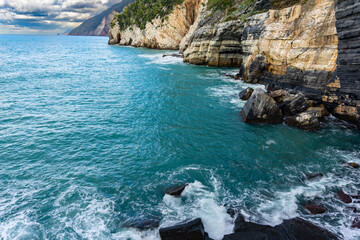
116, 0, 184, 30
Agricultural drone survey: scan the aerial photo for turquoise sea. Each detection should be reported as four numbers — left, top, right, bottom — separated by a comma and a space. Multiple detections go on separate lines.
0, 35, 359, 240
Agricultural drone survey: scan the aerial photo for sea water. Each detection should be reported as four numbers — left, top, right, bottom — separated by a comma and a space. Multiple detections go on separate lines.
0, 35, 359, 240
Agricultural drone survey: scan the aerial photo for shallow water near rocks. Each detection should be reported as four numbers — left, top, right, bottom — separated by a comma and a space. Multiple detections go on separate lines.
0, 35, 359, 240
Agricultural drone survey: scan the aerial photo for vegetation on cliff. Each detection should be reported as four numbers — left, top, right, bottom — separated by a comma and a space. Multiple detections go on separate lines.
114, 0, 184, 30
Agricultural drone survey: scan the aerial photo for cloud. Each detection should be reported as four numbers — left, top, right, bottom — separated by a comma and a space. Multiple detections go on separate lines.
0, 0, 119, 34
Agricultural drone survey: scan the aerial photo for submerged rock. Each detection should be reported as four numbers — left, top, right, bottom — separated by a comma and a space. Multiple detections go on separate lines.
223, 232, 267, 240
165, 184, 188, 197
337, 190, 352, 204
279, 94, 310, 116
233, 214, 338, 240
285, 111, 320, 130
241, 88, 283, 124
305, 204, 327, 215
348, 162, 359, 168
163, 54, 183, 58
159, 218, 206, 240
303, 172, 324, 181
239, 87, 254, 101
352, 217, 360, 229
125, 216, 161, 230
226, 74, 241, 80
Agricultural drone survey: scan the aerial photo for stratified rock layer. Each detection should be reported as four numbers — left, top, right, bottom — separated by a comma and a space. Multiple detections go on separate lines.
109, 0, 204, 49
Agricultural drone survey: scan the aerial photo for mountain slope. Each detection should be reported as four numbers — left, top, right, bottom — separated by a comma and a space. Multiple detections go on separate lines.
69, 0, 135, 36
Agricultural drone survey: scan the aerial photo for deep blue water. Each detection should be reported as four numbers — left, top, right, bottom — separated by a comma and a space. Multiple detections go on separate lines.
0, 35, 359, 240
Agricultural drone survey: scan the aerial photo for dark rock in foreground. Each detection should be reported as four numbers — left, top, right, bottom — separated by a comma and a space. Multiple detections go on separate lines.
165, 184, 188, 197
241, 88, 283, 124
348, 162, 359, 168
303, 172, 324, 181
304, 204, 327, 215
337, 190, 352, 204
125, 216, 160, 230
223, 231, 267, 240
279, 94, 310, 116
159, 218, 206, 240
352, 217, 360, 229
239, 87, 254, 101
233, 215, 338, 240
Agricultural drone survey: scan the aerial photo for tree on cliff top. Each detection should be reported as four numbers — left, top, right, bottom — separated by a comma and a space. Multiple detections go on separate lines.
114, 0, 184, 30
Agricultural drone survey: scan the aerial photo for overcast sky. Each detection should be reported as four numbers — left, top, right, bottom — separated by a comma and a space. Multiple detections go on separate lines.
0, 0, 120, 34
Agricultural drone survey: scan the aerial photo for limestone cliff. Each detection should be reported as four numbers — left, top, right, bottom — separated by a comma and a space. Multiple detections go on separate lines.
181, 0, 359, 127
108, 0, 360, 127
108, 0, 204, 49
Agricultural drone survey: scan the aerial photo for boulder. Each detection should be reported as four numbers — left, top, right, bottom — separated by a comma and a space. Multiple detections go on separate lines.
337, 190, 352, 203
304, 204, 327, 215
125, 216, 161, 230
352, 217, 360, 229
241, 88, 283, 124
279, 94, 310, 116
303, 172, 324, 181
268, 89, 290, 103
239, 87, 254, 100
165, 184, 188, 197
159, 218, 206, 240
222, 232, 267, 240
348, 162, 359, 168
233, 215, 338, 240
305, 107, 329, 119
226, 74, 241, 80
285, 111, 320, 130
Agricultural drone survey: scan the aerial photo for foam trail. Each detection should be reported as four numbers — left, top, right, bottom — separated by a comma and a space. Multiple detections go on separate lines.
138, 53, 183, 65
161, 180, 234, 240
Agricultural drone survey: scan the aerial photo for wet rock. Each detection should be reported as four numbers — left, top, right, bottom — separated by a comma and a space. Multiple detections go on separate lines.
163, 54, 182, 58
303, 172, 324, 181
226, 208, 236, 218
306, 107, 329, 119
337, 190, 352, 204
348, 162, 359, 168
268, 89, 290, 103
285, 111, 320, 130
233, 215, 338, 240
352, 217, 360, 229
241, 88, 283, 124
165, 184, 188, 197
279, 94, 310, 116
226, 74, 241, 80
239, 87, 254, 101
125, 216, 161, 230
304, 204, 327, 215
351, 195, 360, 199
222, 232, 267, 240
159, 218, 206, 240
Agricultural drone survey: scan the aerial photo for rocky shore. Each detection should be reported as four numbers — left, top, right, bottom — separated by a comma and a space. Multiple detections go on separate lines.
109, 0, 360, 130
124, 174, 360, 239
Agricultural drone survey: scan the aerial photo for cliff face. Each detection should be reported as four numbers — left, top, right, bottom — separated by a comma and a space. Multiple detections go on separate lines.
69, 0, 135, 36
108, 0, 204, 49
181, 0, 359, 127
108, 0, 360, 127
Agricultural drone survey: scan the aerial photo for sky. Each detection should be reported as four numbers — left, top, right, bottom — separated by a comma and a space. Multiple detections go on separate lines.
0, 0, 121, 34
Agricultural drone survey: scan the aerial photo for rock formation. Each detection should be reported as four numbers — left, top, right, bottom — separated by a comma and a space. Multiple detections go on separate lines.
108, 0, 360, 128
109, 0, 205, 49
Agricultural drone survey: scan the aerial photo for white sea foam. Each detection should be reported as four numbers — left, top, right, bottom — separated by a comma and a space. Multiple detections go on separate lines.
138, 53, 183, 65
160, 179, 234, 240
